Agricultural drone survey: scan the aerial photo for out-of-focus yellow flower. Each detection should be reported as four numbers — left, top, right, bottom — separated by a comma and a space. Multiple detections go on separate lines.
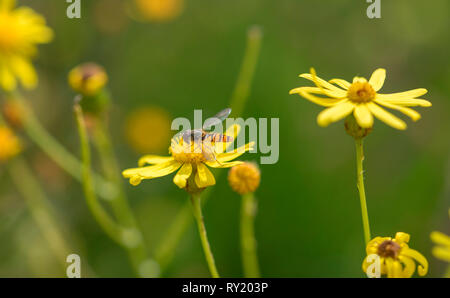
290, 68, 431, 130
125, 107, 171, 154
0, 125, 22, 162
430, 209, 450, 262
228, 162, 260, 195
134, 0, 183, 22
68, 63, 108, 97
123, 124, 254, 193
0, 0, 53, 91
362, 232, 428, 278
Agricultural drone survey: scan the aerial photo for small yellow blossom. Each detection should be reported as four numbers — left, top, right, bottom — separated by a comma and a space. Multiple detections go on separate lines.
123, 124, 254, 192
290, 68, 431, 130
0, 0, 53, 91
228, 162, 261, 195
0, 125, 22, 162
430, 209, 450, 262
134, 0, 183, 22
125, 107, 171, 154
362, 232, 428, 278
68, 63, 108, 97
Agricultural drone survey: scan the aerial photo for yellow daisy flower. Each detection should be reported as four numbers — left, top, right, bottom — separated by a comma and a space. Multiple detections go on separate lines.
123, 124, 255, 191
0, 0, 53, 91
134, 0, 183, 23
0, 125, 22, 162
430, 209, 450, 262
124, 106, 171, 154
362, 232, 428, 278
290, 68, 431, 130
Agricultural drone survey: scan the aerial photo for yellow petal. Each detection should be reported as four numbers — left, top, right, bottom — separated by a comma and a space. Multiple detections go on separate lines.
375, 100, 421, 121
294, 88, 346, 107
354, 104, 374, 128
10, 56, 37, 89
392, 260, 403, 278
353, 76, 367, 83
385, 258, 395, 278
205, 160, 243, 168
138, 155, 174, 167
299, 73, 347, 96
329, 78, 351, 90
377, 88, 428, 100
0, 0, 15, 11
217, 142, 255, 163
398, 256, 416, 278
401, 248, 428, 276
430, 231, 450, 247
214, 123, 242, 154
367, 102, 407, 130
432, 246, 450, 262
375, 97, 431, 107
0, 65, 17, 91
122, 159, 181, 186
368, 68, 386, 92
173, 163, 192, 189
195, 163, 216, 188
317, 101, 354, 127
394, 232, 410, 244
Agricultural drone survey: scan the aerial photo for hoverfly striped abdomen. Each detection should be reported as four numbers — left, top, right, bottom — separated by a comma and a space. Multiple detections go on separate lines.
202, 133, 234, 143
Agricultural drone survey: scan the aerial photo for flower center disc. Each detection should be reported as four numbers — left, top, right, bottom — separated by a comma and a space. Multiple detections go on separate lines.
377, 240, 401, 259
347, 82, 376, 103
170, 137, 208, 164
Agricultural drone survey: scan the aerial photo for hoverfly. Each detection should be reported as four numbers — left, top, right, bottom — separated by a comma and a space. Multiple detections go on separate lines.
180, 108, 234, 163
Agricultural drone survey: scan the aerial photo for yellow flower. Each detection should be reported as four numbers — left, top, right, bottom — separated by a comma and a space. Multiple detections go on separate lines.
68, 63, 108, 97
430, 209, 450, 262
228, 162, 261, 195
290, 68, 431, 130
123, 124, 254, 192
362, 232, 428, 278
0, 125, 22, 162
124, 106, 171, 154
0, 0, 53, 91
134, 0, 183, 22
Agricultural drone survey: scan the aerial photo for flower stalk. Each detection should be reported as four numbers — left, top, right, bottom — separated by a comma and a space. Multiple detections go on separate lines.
190, 192, 220, 278
74, 104, 122, 244
153, 26, 263, 273
355, 138, 371, 245
10, 93, 115, 200
240, 192, 260, 277
8, 157, 72, 272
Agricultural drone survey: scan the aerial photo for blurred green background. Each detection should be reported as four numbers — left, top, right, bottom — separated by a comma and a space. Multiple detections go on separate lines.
0, 0, 449, 277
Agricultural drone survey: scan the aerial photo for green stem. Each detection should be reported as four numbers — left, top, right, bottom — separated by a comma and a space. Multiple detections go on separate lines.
11, 95, 115, 200
229, 25, 263, 117
355, 138, 371, 245
91, 119, 151, 276
74, 104, 122, 245
153, 26, 263, 274
190, 193, 220, 278
240, 193, 260, 277
8, 157, 71, 272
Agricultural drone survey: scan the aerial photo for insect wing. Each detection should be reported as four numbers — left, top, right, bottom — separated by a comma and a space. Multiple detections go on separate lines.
203, 108, 232, 130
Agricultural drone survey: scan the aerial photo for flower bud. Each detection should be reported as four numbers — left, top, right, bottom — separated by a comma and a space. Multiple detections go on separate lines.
228, 162, 261, 195
345, 114, 372, 139
68, 63, 108, 97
